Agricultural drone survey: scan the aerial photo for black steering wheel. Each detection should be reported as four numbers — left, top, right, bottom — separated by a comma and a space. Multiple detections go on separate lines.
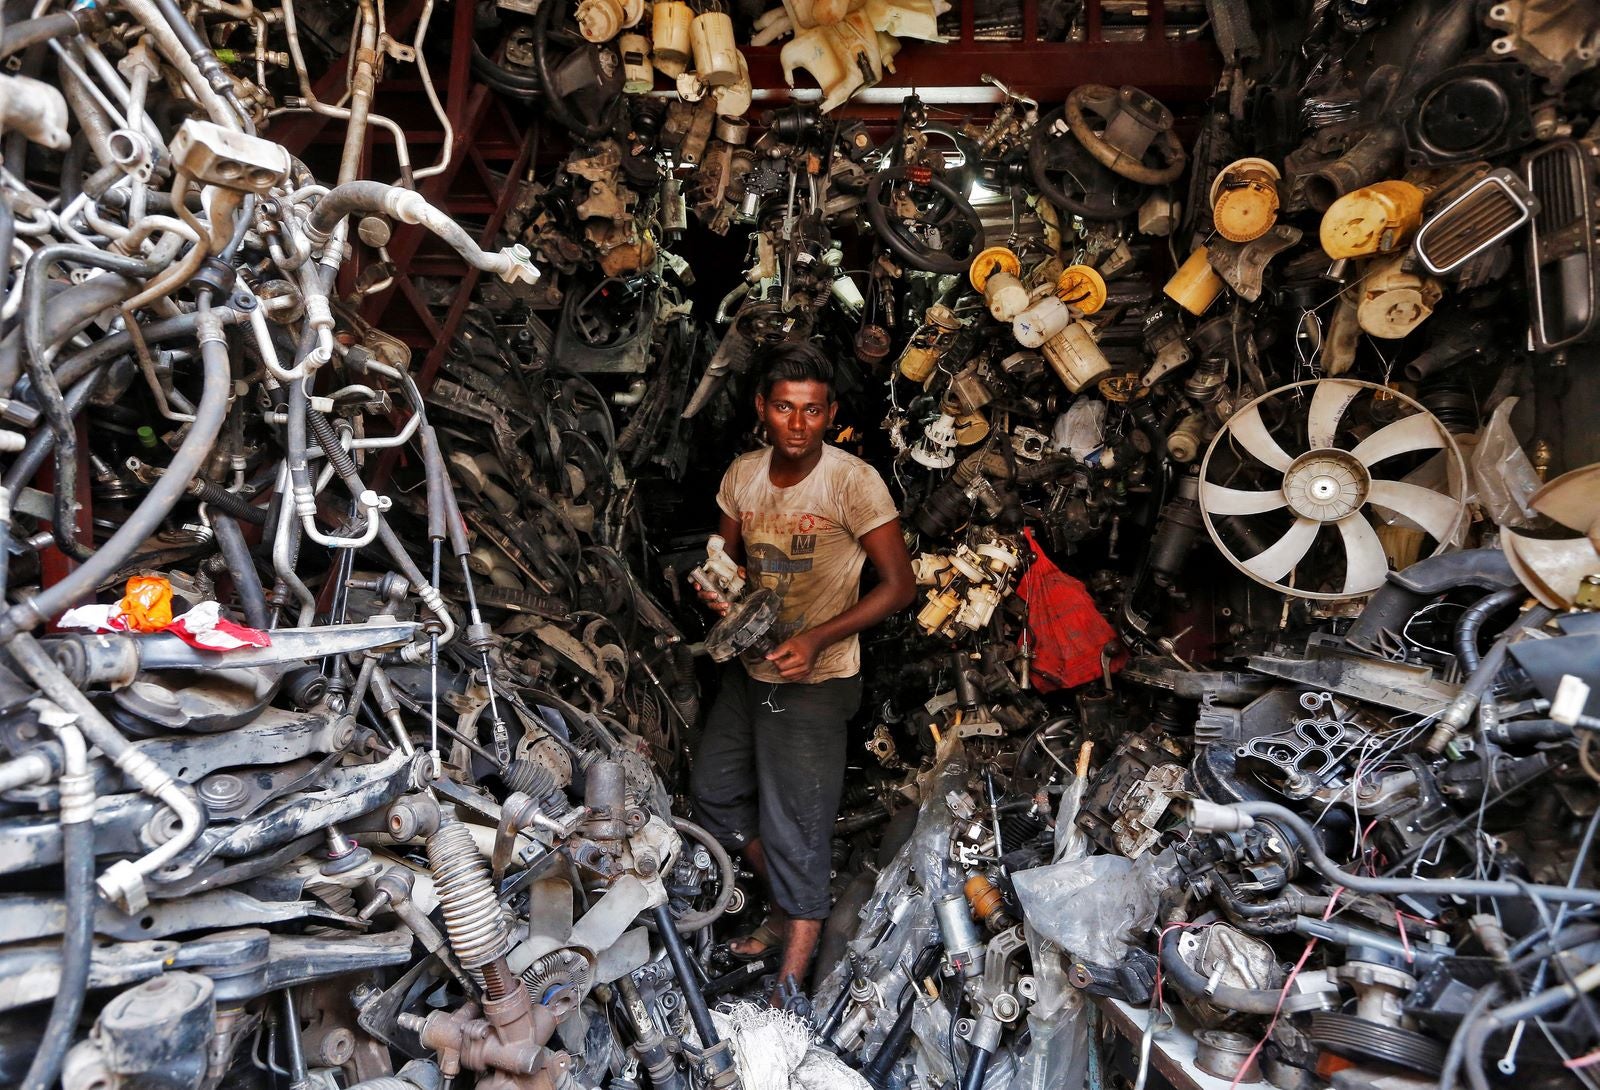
1028, 106, 1142, 220
533, 0, 626, 139
865, 166, 986, 275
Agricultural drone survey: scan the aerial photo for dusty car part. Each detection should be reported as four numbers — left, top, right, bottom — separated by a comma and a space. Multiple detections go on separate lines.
1165, 246, 1227, 315
1486, 0, 1600, 87
1522, 138, 1600, 350
1319, 180, 1426, 259
1210, 158, 1281, 243
1413, 167, 1536, 274
865, 166, 985, 275
1028, 106, 1143, 220
1063, 84, 1188, 186
1405, 62, 1539, 166
1503, 465, 1600, 608
1199, 380, 1467, 598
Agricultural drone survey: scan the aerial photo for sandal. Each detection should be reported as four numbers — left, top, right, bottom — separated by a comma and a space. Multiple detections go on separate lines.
728, 917, 784, 962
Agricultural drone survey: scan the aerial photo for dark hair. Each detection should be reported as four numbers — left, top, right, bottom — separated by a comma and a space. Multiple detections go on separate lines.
755, 340, 836, 402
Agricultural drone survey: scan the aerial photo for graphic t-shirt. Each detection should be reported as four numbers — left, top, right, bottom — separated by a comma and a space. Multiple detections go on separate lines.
716, 444, 901, 684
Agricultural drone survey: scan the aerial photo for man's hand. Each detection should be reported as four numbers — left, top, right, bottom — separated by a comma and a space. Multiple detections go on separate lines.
766, 630, 824, 682
694, 566, 744, 618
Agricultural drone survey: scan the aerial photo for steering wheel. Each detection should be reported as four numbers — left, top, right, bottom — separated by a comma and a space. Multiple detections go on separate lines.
865, 166, 986, 275
533, 0, 625, 140
921, 123, 983, 199
1063, 84, 1188, 185
1027, 107, 1142, 220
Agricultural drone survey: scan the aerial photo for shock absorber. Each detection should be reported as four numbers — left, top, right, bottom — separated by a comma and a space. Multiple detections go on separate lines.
427, 822, 513, 996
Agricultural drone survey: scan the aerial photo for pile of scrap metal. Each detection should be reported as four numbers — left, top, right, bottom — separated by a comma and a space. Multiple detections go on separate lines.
0, 3, 739, 1090
726, 6, 1600, 1088
794, 2, 1600, 1090
8, 0, 1600, 1086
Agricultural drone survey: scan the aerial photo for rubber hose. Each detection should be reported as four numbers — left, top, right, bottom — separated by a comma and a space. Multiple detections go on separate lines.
652, 904, 725, 1053
0, 196, 13, 307
0, 299, 231, 642
19, 814, 93, 1090
1438, 980, 1501, 1090
0, 271, 142, 397
961, 1046, 992, 1090
1453, 586, 1524, 674
305, 180, 396, 237
193, 478, 267, 524
304, 183, 506, 280
668, 816, 736, 933
1488, 718, 1571, 745
1463, 604, 1557, 703
1237, 801, 1600, 908
213, 514, 269, 629
1461, 965, 1600, 1090
0, 11, 89, 60
1157, 926, 1289, 1015
864, 167, 984, 274
3, 371, 104, 493
152, 0, 222, 81
32, 310, 235, 395
863, 999, 919, 1089
418, 424, 448, 542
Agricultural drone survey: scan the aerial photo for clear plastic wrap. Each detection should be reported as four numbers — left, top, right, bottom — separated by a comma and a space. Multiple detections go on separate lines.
1469, 396, 1542, 528
1011, 849, 1176, 967
812, 737, 970, 1054
1008, 923, 1089, 1090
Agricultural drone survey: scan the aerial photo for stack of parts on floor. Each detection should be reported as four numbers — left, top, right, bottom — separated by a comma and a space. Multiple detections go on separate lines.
2, 0, 1600, 1088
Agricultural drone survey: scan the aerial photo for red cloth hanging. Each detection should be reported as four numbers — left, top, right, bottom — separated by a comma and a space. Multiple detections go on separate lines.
1016, 528, 1118, 692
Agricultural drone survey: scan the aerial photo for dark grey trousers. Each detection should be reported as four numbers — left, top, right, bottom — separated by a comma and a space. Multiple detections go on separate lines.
689, 666, 862, 919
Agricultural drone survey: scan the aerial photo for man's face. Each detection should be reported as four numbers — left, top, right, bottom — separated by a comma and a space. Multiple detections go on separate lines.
757, 379, 837, 462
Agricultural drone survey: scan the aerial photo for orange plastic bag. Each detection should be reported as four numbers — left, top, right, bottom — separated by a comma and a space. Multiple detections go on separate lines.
117, 575, 174, 632
1015, 529, 1117, 692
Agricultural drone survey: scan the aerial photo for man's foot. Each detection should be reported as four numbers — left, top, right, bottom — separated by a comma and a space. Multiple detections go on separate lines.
728, 916, 785, 960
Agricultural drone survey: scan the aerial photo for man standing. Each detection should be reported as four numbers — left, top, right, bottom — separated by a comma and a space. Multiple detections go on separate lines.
691, 342, 915, 998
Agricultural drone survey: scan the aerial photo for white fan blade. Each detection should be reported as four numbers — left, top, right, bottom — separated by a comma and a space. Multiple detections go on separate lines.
1229, 405, 1294, 472
1307, 380, 1363, 449
1350, 413, 1445, 468
1243, 516, 1321, 583
1337, 514, 1390, 595
1368, 480, 1463, 542
1201, 483, 1288, 516
1529, 464, 1600, 536
1504, 530, 1600, 609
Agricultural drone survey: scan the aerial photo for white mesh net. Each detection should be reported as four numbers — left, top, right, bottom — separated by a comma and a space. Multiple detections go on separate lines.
711, 1002, 873, 1090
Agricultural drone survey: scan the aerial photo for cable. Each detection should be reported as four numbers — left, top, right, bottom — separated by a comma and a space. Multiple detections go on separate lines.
1202, 801, 1600, 909
213, 513, 270, 629
18, 725, 92, 1090
1453, 586, 1524, 674
0, 295, 231, 643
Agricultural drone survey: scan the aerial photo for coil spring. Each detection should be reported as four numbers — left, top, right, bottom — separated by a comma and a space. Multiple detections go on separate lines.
427, 823, 512, 975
